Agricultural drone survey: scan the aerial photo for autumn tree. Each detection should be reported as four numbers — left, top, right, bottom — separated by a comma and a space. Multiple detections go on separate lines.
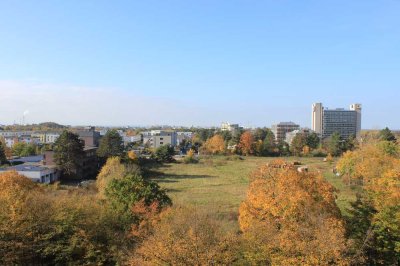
97, 129, 124, 159
131, 207, 240, 265
239, 161, 349, 265
127, 150, 138, 163
96, 156, 139, 198
337, 141, 400, 264
238, 131, 254, 156
53, 130, 85, 179
203, 134, 225, 154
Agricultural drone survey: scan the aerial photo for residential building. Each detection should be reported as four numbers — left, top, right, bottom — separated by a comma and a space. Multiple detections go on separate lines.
142, 130, 177, 148
312, 103, 362, 139
221, 122, 241, 132
271, 122, 300, 142
77, 126, 100, 147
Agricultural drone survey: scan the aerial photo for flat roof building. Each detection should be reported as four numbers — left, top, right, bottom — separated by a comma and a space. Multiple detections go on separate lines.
312, 103, 362, 139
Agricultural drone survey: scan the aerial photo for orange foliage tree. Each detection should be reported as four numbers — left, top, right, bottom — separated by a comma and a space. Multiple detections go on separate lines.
203, 134, 225, 154
239, 161, 349, 265
238, 131, 254, 155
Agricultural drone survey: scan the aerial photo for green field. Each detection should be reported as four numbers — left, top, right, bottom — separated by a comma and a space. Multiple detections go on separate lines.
149, 156, 357, 229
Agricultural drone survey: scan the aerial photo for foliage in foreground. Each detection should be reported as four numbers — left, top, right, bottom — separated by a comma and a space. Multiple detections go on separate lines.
337, 141, 400, 264
239, 160, 350, 265
0, 154, 171, 265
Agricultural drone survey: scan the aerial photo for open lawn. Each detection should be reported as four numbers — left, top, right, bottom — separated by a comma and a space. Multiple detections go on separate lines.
149, 156, 357, 229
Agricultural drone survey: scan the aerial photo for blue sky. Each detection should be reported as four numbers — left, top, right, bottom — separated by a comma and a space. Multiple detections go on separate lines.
0, 1, 399, 128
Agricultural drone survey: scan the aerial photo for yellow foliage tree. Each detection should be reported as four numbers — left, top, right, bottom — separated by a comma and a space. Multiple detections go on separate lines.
336, 141, 400, 263
127, 150, 138, 163
203, 135, 225, 154
96, 157, 127, 198
239, 162, 349, 265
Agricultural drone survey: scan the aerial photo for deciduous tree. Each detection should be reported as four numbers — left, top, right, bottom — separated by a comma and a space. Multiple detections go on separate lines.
239, 131, 254, 156
131, 207, 240, 265
203, 134, 225, 154
239, 161, 349, 265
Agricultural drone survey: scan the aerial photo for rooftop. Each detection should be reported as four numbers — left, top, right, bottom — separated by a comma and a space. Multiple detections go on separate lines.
0, 164, 48, 172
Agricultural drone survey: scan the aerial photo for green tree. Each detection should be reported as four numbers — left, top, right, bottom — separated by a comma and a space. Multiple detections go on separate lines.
263, 129, 276, 156
20, 143, 37, 157
12, 142, 26, 156
253, 128, 267, 142
105, 173, 171, 227
325, 132, 343, 156
290, 133, 307, 156
0, 142, 7, 165
306, 132, 320, 149
53, 130, 85, 179
378, 127, 397, 142
97, 129, 124, 159
155, 145, 175, 162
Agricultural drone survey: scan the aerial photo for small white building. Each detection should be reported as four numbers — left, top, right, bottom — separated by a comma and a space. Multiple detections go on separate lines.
0, 165, 60, 183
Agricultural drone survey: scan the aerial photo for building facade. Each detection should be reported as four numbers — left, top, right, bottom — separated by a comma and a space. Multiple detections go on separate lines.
142, 130, 177, 148
312, 103, 362, 139
271, 122, 300, 142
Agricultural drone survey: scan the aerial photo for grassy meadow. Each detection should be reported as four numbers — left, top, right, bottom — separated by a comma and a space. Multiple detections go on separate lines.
149, 155, 357, 229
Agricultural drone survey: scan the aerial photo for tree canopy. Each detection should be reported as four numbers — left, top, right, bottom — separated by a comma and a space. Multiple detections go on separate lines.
53, 130, 84, 179
97, 129, 124, 159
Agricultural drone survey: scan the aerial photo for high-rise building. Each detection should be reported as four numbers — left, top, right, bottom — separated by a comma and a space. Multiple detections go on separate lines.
312, 103, 323, 135
271, 122, 300, 142
312, 103, 362, 139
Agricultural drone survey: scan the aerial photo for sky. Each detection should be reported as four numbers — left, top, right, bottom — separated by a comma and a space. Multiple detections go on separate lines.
0, 0, 399, 129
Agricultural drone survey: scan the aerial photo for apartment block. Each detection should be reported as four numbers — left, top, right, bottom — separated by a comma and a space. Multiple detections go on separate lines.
312, 103, 362, 139
271, 122, 300, 142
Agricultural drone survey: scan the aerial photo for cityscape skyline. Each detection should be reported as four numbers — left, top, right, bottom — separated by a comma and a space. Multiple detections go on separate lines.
1, 1, 400, 128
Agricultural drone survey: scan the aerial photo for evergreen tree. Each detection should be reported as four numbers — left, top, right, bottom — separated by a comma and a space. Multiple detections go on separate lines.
53, 130, 85, 178
97, 129, 124, 159
306, 132, 320, 149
